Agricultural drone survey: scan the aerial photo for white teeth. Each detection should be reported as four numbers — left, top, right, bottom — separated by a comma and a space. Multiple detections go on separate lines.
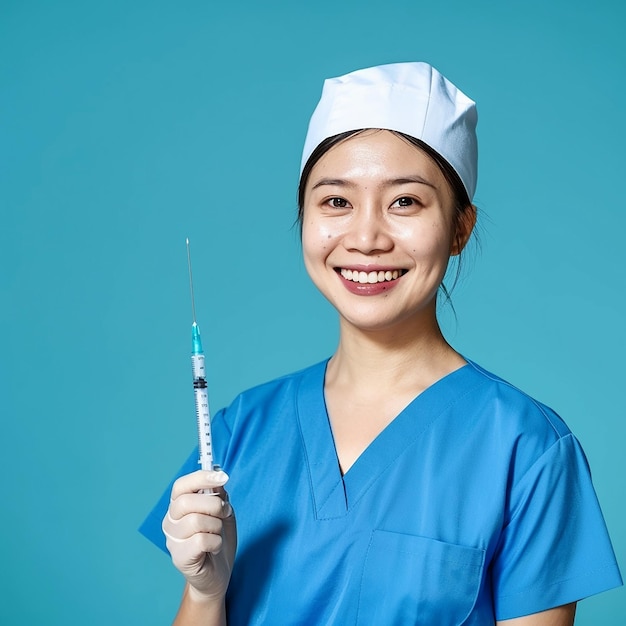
340, 268, 404, 284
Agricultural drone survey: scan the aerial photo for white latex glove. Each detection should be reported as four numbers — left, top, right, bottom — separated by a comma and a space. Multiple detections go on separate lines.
162, 470, 237, 603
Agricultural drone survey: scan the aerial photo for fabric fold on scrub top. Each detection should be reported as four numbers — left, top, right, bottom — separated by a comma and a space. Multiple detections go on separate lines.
140, 359, 622, 625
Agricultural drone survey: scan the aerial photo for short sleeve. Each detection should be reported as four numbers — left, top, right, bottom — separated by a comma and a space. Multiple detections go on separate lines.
493, 433, 622, 620
138, 407, 232, 554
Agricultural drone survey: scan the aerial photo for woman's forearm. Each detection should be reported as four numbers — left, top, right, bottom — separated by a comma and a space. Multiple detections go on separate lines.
173, 583, 227, 626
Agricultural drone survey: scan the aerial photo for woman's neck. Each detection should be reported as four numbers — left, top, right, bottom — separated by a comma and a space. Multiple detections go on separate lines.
326, 316, 465, 395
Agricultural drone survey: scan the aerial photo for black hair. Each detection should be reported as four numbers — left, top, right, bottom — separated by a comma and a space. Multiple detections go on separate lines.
296, 129, 477, 304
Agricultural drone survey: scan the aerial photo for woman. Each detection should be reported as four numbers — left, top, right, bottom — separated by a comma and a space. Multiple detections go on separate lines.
141, 63, 622, 625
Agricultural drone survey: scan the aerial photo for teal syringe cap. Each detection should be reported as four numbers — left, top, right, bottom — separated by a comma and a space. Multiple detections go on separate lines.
191, 322, 204, 355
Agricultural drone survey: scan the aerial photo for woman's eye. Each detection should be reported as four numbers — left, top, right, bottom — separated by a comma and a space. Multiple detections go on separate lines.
391, 196, 423, 211
395, 197, 414, 207
329, 197, 349, 208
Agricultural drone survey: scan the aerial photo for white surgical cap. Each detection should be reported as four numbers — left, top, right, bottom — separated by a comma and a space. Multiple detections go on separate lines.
300, 62, 478, 200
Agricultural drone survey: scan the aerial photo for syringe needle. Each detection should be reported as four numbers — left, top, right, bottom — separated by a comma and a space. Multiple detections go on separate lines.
186, 238, 197, 325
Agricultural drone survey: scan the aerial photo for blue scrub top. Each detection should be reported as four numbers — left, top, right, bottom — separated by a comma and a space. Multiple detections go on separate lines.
140, 360, 622, 624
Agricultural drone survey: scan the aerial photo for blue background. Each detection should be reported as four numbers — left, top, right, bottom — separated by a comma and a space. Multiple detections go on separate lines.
1, 0, 624, 623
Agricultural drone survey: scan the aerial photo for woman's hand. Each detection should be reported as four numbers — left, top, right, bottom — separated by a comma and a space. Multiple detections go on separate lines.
162, 469, 237, 604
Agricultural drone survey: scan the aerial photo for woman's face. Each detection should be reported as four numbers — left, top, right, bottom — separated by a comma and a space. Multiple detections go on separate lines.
302, 130, 467, 333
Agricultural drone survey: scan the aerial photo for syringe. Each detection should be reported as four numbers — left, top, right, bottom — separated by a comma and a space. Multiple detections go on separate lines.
185, 238, 215, 473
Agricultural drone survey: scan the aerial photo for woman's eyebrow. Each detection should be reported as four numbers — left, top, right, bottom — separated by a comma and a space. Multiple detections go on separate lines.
382, 175, 437, 189
310, 178, 355, 190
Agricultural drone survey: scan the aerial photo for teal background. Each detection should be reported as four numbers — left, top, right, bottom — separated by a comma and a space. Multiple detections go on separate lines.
1, 0, 624, 623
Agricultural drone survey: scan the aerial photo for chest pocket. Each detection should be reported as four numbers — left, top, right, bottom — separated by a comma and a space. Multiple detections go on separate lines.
356, 530, 485, 626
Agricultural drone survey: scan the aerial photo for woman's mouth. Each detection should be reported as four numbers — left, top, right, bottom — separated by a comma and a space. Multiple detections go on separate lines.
338, 268, 408, 284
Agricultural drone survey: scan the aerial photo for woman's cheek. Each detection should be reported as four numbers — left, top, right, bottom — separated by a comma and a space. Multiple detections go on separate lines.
303, 221, 339, 257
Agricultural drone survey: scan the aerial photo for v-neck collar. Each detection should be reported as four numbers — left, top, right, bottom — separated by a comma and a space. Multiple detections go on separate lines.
295, 359, 483, 519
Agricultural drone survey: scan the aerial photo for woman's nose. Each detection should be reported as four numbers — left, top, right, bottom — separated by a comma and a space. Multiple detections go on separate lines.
343, 209, 393, 254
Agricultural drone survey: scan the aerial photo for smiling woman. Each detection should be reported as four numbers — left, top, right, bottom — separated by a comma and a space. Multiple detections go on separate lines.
298, 129, 476, 300
140, 63, 622, 625
301, 130, 470, 336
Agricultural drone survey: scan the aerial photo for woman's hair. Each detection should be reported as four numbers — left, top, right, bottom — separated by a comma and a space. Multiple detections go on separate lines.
296, 129, 477, 302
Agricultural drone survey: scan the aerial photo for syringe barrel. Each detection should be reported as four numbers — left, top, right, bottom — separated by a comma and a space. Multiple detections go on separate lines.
192, 352, 214, 471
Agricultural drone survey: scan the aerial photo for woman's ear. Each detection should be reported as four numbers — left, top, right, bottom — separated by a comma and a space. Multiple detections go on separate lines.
451, 204, 477, 256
